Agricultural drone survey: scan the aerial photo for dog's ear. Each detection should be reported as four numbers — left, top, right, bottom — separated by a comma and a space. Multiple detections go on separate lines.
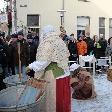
107, 69, 109, 75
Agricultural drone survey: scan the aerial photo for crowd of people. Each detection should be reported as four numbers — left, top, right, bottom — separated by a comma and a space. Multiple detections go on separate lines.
60, 29, 112, 63
0, 28, 112, 84
0, 31, 39, 90
0, 25, 112, 111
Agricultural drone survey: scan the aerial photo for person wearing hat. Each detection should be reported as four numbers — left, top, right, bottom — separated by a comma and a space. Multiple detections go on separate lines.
27, 34, 37, 63
84, 32, 94, 55
26, 25, 71, 112
10, 31, 30, 78
7, 34, 18, 76
11, 34, 18, 43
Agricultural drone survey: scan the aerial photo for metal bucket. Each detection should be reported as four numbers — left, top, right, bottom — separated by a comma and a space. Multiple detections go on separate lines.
3, 75, 27, 87
0, 85, 45, 112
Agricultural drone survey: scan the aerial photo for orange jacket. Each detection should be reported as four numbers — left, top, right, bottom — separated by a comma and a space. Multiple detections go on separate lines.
77, 40, 87, 55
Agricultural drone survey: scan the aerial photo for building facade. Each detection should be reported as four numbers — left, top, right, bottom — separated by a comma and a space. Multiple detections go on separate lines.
12, 0, 112, 39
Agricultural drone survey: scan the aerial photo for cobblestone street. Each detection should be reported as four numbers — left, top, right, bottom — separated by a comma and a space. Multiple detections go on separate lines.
72, 74, 112, 112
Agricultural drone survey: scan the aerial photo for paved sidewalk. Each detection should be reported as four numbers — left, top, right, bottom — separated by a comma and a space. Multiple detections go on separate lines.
72, 74, 112, 112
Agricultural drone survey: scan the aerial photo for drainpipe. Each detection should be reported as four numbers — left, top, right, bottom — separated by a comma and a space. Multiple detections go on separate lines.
62, 0, 65, 27
14, 0, 17, 32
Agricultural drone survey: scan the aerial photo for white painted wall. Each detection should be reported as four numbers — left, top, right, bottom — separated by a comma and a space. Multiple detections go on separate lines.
16, 0, 62, 33
15, 0, 112, 39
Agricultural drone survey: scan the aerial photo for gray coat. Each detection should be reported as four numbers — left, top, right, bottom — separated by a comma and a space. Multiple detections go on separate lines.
105, 44, 112, 57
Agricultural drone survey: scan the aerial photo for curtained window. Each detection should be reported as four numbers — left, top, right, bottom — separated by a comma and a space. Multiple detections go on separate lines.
109, 18, 112, 37
27, 15, 39, 27
27, 14, 40, 34
77, 16, 90, 37
99, 17, 105, 38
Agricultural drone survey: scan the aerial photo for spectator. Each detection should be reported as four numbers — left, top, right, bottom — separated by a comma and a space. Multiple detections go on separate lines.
62, 30, 69, 41
5, 35, 11, 45
93, 35, 107, 58
0, 33, 9, 78
27, 34, 37, 63
32, 31, 39, 48
77, 35, 87, 56
10, 32, 30, 78
84, 32, 94, 55
60, 30, 69, 46
8, 34, 18, 75
105, 37, 112, 57
68, 34, 78, 65
11, 34, 18, 43
60, 26, 64, 32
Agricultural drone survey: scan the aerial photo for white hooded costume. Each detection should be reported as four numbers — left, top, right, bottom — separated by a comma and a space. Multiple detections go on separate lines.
28, 25, 71, 112
28, 25, 70, 79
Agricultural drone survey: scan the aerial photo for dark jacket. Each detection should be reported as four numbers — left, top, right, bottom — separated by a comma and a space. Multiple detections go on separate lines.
11, 39, 30, 66
28, 42, 37, 63
94, 38, 107, 58
0, 39, 9, 67
105, 44, 112, 57
84, 37, 94, 55
32, 36, 39, 49
68, 40, 78, 61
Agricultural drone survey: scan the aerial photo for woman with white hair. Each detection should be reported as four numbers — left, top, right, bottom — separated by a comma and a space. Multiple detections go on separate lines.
26, 25, 71, 112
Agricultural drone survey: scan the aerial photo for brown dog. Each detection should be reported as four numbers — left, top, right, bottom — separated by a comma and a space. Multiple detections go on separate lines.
107, 66, 112, 81
71, 67, 96, 100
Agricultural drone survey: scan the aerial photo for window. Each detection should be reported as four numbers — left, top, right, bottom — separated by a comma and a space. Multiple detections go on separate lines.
99, 17, 105, 27
27, 15, 39, 27
77, 16, 90, 37
99, 17, 105, 38
109, 18, 112, 37
27, 14, 40, 34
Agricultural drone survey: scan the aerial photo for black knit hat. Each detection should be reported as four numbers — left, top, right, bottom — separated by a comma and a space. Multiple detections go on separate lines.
27, 34, 32, 39
18, 31, 24, 36
11, 34, 18, 38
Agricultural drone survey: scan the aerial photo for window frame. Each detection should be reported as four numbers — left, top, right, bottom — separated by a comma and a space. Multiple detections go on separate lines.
99, 17, 105, 38
77, 16, 90, 36
27, 14, 40, 35
27, 14, 40, 27
109, 18, 112, 37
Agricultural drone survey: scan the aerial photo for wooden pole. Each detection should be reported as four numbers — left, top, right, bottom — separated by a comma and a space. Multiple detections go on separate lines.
17, 42, 22, 81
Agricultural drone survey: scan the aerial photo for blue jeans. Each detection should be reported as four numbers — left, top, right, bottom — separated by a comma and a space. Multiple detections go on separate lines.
3, 67, 8, 78
15, 65, 27, 79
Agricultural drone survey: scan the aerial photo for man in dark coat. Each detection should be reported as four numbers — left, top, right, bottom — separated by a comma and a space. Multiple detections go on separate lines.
27, 34, 37, 77
27, 34, 37, 63
84, 32, 94, 55
10, 32, 30, 77
0, 33, 9, 78
94, 37, 107, 59
68, 34, 78, 65
32, 32, 39, 48
8, 34, 18, 75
